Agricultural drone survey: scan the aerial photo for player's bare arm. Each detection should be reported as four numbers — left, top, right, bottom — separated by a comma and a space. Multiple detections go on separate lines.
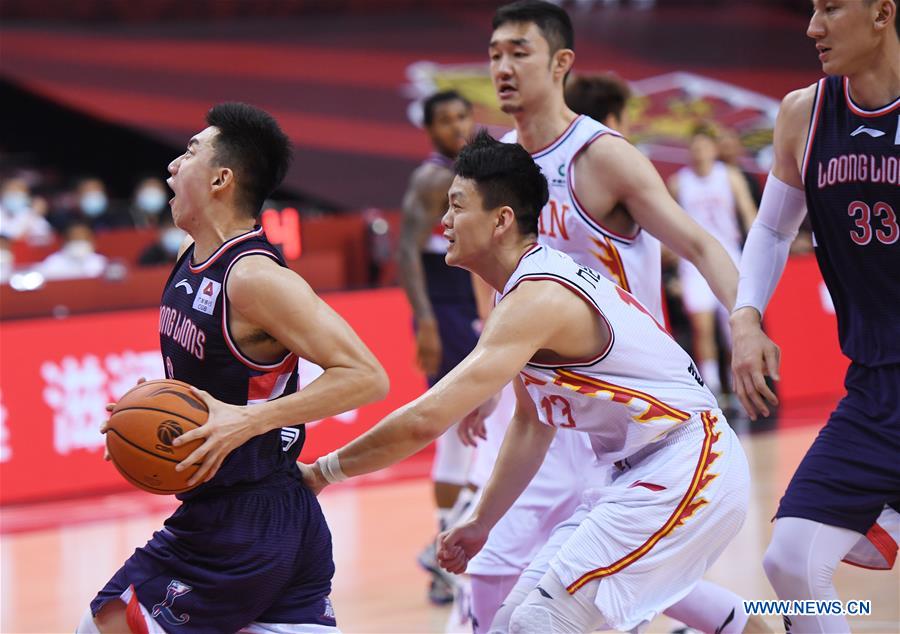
730, 85, 815, 419
397, 165, 455, 375
304, 278, 607, 492
574, 134, 739, 311
727, 165, 759, 231
438, 377, 555, 574
174, 254, 389, 484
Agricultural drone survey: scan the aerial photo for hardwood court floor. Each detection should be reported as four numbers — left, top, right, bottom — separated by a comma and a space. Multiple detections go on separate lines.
2, 424, 898, 633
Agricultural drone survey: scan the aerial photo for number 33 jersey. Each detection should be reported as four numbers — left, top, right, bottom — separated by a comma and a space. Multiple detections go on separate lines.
498, 245, 718, 464
802, 75, 900, 366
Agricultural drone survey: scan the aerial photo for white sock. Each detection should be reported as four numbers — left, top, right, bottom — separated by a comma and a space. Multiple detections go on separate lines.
437, 507, 453, 532
445, 487, 477, 530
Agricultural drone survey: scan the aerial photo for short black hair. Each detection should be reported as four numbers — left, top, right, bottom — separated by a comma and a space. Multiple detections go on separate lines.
454, 130, 548, 236
423, 90, 472, 127
565, 73, 631, 124
493, 0, 574, 54
205, 102, 292, 218
691, 122, 718, 140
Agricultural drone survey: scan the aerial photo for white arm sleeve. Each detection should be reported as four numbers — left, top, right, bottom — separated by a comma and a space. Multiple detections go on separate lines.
733, 173, 807, 316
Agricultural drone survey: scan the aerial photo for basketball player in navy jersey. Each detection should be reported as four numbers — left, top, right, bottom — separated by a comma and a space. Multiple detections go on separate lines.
81, 103, 388, 633
731, 1, 899, 631
397, 90, 481, 604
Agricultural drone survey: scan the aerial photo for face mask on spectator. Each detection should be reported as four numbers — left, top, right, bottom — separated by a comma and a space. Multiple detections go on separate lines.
161, 227, 186, 256
2, 191, 30, 215
64, 240, 94, 259
80, 192, 108, 217
136, 188, 167, 215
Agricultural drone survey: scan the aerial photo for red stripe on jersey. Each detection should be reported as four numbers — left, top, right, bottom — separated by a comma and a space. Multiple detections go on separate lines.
125, 585, 150, 634
247, 355, 298, 402
843, 77, 900, 118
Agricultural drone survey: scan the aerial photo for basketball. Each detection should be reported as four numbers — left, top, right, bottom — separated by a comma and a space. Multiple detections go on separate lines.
106, 379, 209, 495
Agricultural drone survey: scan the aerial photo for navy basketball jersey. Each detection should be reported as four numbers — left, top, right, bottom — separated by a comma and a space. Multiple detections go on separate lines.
802, 76, 900, 366
159, 226, 304, 500
420, 152, 476, 305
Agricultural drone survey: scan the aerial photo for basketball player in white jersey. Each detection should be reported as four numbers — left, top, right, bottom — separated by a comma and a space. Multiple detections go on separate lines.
300, 131, 750, 633
668, 127, 757, 396
452, 3, 768, 632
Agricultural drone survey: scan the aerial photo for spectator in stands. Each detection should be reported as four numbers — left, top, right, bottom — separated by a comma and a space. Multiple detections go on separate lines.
38, 220, 108, 280
0, 235, 13, 284
0, 177, 54, 245
74, 177, 129, 231
138, 215, 186, 266
129, 177, 170, 228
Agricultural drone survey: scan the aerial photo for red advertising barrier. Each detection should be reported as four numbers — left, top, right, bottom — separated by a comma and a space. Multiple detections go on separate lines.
765, 254, 849, 418
0, 288, 427, 505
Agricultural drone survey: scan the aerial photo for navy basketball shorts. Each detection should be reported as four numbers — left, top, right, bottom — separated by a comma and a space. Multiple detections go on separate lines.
776, 362, 900, 534
424, 301, 480, 387
91, 471, 337, 631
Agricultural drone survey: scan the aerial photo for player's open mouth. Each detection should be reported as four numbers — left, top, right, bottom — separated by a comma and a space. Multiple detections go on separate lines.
816, 45, 831, 60
498, 84, 517, 98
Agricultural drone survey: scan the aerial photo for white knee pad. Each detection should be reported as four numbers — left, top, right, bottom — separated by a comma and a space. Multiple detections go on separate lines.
76, 608, 100, 634
432, 424, 474, 485
507, 604, 555, 634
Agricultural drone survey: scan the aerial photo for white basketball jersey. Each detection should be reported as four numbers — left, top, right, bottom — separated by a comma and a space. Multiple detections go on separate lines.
500, 244, 717, 465
675, 161, 741, 252
502, 116, 663, 322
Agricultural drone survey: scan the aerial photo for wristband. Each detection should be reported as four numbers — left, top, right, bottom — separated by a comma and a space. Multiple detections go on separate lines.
316, 451, 348, 484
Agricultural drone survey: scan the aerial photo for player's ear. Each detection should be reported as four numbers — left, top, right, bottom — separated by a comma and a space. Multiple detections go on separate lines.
872, 0, 894, 32
553, 48, 574, 81
496, 205, 517, 233
210, 168, 233, 192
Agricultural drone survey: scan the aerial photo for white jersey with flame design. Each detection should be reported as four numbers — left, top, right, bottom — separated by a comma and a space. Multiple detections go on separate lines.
501, 245, 717, 465
502, 116, 663, 322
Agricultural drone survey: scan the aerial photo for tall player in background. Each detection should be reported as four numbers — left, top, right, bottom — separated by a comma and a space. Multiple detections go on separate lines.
731, 1, 899, 632
458, 2, 769, 632
397, 90, 481, 605
82, 103, 388, 633
668, 126, 757, 398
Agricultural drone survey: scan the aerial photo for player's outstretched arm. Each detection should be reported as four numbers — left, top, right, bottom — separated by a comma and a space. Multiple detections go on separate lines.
397, 166, 453, 376
731, 85, 814, 419
174, 255, 389, 485
438, 378, 554, 574
303, 280, 570, 493
580, 137, 739, 311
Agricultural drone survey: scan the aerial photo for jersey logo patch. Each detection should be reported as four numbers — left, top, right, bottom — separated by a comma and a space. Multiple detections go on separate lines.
175, 279, 194, 294
192, 277, 221, 315
281, 427, 300, 452
850, 125, 885, 138
151, 579, 192, 626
